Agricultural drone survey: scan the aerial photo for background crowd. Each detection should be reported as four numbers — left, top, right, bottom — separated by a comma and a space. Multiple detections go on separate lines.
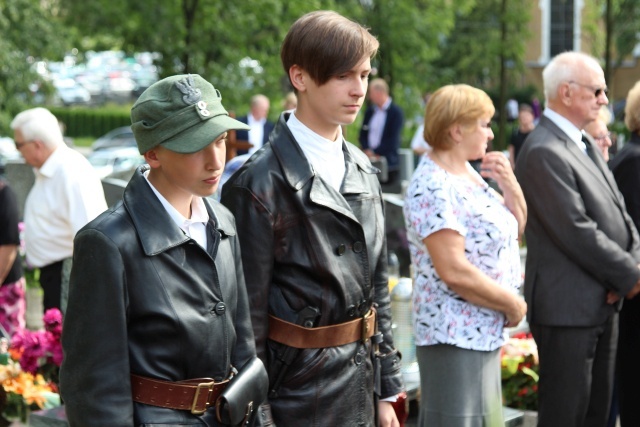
2, 6, 640, 427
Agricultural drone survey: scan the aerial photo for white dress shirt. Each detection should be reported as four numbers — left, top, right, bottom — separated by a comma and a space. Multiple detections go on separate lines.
247, 114, 266, 155
24, 145, 107, 267
143, 171, 209, 249
367, 98, 392, 150
286, 113, 345, 192
543, 108, 587, 154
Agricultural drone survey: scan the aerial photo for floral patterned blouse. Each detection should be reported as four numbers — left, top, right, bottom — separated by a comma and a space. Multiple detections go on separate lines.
403, 155, 521, 351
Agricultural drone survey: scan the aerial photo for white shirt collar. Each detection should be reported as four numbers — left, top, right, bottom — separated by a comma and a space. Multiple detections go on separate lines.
37, 145, 65, 177
143, 171, 209, 248
543, 108, 585, 150
248, 114, 266, 126
286, 112, 345, 191
375, 97, 392, 112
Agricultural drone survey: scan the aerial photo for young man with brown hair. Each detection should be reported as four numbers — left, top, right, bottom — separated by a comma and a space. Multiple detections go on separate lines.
221, 10, 404, 427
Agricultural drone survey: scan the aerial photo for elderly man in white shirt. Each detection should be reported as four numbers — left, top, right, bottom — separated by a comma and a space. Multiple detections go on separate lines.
11, 107, 107, 313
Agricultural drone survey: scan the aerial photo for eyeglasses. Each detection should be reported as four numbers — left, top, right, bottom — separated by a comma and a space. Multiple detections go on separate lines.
568, 81, 609, 97
593, 132, 612, 141
14, 139, 34, 150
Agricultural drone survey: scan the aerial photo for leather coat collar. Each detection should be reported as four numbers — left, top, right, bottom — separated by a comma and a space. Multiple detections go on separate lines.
122, 166, 234, 256
269, 112, 379, 193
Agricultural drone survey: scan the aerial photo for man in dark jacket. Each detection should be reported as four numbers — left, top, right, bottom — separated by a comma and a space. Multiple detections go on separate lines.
235, 94, 275, 156
221, 10, 404, 427
60, 74, 263, 426
359, 78, 404, 185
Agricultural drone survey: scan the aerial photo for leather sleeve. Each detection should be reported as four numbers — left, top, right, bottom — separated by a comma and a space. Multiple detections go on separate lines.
372, 189, 405, 399
60, 228, 134, 427
221, 186, 276, 426
228, 222, 260, 369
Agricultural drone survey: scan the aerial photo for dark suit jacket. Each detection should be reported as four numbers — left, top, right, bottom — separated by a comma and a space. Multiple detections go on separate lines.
610, 133, 640, 232
515, 115, 640, 327
358, 102, 404, 170
235, 115, 275, 155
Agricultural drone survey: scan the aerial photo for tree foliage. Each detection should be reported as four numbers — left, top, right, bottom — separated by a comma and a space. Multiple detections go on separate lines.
53, 0, 470, 127
3, 0, 633, 145
0, 0, 70, 131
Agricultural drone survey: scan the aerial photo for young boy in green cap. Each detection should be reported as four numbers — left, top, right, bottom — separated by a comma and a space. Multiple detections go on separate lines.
60, 74, 263, 426
221, 11, 405, 427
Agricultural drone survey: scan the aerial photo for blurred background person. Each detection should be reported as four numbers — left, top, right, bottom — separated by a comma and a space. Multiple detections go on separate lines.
359, 78, 404, 185
410, 123, 430, 156
584, 105, 613, 162
282, 91, 297, 113
609, 80, 640, 427
404, 84, 527, 427
0, 178, 25, 336
508, 103, 535, 169
411, 92, 432, 157
236, 94, 274, 156
10, 107, 107, 313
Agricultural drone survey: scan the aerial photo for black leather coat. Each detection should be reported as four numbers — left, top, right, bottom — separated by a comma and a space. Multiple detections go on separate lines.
221, 113, 404, 427
60, 167, 256, 426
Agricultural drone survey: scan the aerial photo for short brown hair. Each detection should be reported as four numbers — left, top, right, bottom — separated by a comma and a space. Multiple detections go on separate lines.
281, 11, 379, 87
424, 84, 495, 150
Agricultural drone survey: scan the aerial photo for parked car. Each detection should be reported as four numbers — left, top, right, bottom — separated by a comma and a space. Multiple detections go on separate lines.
87, 147, 145, 180
91, 126, 137, 151
53, 78, 91, 106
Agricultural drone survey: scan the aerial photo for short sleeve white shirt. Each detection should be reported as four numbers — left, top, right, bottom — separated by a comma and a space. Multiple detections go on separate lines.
24, 145, 108, 267
403, 155, 521, 351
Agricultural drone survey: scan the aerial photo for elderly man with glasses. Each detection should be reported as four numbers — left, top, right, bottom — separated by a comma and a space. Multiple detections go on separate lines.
10, 108, 107, 313
515, 52, 640, 427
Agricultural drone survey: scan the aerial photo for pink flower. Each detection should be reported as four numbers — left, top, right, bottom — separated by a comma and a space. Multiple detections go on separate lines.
43, 309, 62, 338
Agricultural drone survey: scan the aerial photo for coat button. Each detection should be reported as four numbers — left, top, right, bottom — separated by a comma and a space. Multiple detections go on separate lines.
355, 353, 363, 365
336, 244, 346, 256
214, 302, 226, 315
353, 241, 364, 253
347, 305, 356, 317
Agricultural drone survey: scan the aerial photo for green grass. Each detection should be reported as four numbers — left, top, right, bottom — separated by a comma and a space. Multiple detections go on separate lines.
72, 136, 95, 148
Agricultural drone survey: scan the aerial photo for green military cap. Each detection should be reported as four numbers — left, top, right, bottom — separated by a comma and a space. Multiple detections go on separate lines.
131, 74, 249, 154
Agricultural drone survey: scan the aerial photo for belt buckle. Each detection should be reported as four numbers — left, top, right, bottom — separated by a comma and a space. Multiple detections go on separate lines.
191, 381, 215, 414
361, 309, 373, 343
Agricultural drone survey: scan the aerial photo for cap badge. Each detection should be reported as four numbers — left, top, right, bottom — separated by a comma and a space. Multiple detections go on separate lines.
175, 74, 202, 105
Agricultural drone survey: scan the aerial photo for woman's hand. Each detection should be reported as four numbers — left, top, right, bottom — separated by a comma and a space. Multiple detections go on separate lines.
505, 296, 527, 327
480, 151, 517, 191
480, 151, 527, 235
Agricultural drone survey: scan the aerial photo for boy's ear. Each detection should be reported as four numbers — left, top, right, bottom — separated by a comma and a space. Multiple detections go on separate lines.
143, 148, 161, 168
289, 65, 307, 93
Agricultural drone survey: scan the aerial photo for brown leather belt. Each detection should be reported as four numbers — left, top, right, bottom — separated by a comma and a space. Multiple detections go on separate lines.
131, 374, 229, 415
268, 309, 376, 349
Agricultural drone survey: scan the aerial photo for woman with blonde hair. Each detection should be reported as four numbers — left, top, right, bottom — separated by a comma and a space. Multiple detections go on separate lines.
404, 84, 527, 427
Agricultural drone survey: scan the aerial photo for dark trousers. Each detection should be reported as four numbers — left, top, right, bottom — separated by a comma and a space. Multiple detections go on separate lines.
617, 296, 640, 427
531, 315, 618, 427
39, 260, 63, 311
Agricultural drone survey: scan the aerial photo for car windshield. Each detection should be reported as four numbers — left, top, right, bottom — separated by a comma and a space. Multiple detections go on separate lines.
88, 157, 112, 167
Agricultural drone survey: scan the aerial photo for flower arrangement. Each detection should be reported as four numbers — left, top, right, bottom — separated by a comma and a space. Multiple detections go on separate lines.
0, 309, 62, 422
501, 332, 539, 411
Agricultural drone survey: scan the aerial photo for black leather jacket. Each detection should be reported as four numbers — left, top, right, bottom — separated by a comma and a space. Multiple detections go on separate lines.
60, 167, 256, 426
221, 113, 404, 427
